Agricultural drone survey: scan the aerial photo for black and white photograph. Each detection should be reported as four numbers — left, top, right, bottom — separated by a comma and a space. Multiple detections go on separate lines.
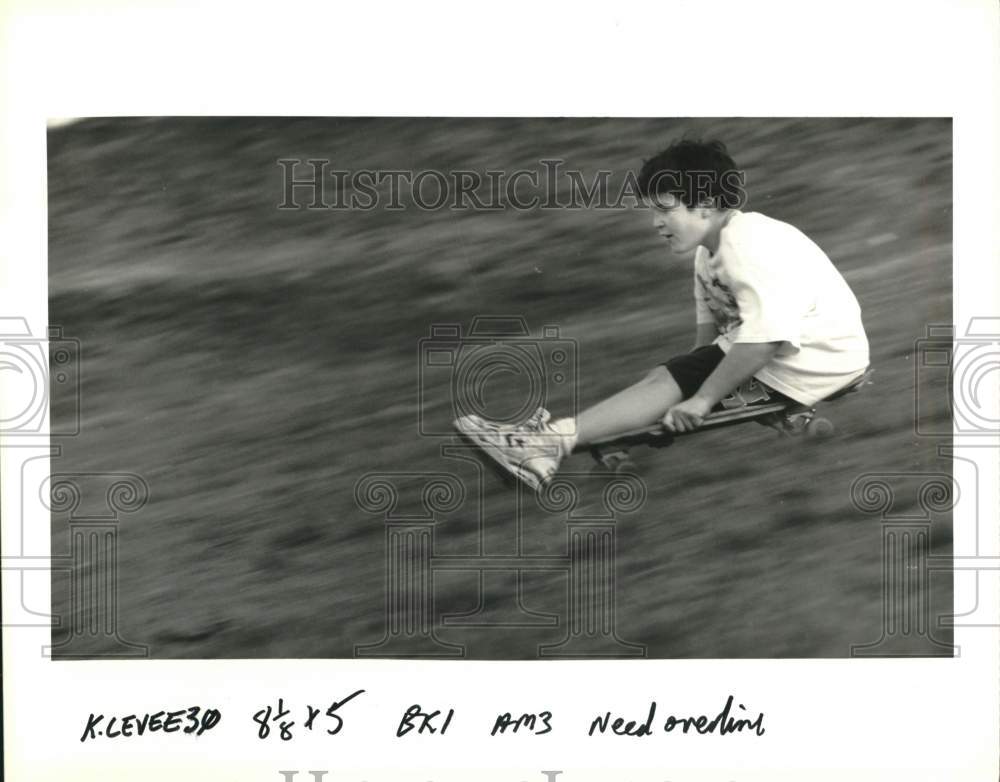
45, 117, 954, 659
2, 2, 998, 781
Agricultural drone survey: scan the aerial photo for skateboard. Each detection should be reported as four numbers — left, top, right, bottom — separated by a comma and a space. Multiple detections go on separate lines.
581, 368, 873, 474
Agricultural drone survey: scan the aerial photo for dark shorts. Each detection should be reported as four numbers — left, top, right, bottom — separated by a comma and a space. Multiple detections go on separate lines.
663, 345, 726, 400
662, 345, 795, 407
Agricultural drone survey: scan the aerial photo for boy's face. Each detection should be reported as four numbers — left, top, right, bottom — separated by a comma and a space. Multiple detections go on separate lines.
647, 192, 711, 255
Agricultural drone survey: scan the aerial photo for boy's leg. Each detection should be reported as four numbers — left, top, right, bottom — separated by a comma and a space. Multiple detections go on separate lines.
574, 366, 684, 446
561, 344, 725, 450
451, 370, 682, 491
453, 346, 721, 490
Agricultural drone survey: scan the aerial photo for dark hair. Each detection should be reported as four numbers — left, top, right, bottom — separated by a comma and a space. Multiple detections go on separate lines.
636, 139, 744, 209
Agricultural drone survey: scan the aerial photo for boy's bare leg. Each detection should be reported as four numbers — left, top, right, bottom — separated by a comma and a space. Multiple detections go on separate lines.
453, 365, 683, 489
573, 366, 683, 447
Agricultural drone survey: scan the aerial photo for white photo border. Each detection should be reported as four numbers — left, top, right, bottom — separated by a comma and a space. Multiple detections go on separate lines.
2, 1, 998, 780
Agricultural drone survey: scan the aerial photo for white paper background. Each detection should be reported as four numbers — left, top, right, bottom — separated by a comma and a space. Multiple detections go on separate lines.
2, 1, 998, 780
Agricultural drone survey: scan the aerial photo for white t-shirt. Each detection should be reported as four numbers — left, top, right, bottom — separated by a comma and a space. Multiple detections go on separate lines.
693, 211, 869, 406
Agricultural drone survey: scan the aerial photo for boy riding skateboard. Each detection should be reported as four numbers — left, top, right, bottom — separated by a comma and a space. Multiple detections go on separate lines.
454, 139, 870, 491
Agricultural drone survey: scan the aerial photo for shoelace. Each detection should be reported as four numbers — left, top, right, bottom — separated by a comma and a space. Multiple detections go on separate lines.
523, 407, 551, 432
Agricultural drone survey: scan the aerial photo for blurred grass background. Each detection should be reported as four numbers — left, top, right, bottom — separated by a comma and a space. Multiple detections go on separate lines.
48, 117, 952, 658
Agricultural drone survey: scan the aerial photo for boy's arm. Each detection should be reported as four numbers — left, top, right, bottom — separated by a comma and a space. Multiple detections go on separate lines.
663, 341, 782, 432
693, 322, 718, 348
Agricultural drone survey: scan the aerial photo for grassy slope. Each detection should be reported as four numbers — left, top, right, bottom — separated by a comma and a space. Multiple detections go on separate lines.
48, 117, 952, 658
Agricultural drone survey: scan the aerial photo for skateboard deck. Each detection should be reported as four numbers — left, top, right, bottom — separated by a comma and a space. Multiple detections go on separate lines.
582, 368, 873, 473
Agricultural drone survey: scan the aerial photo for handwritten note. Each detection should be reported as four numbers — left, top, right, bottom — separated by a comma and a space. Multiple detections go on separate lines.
79, 692, 766, 742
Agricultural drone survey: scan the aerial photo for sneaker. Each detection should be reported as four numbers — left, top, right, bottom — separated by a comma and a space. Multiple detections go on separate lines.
453, 407, 565, 492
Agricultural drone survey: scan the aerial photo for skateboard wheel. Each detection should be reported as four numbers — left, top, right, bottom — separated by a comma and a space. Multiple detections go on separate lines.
591, 451, 636, 475
805, 417, 835, 438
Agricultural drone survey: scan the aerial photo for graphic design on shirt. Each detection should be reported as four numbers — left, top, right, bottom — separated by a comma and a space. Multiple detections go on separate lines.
696, 271, 741, 335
